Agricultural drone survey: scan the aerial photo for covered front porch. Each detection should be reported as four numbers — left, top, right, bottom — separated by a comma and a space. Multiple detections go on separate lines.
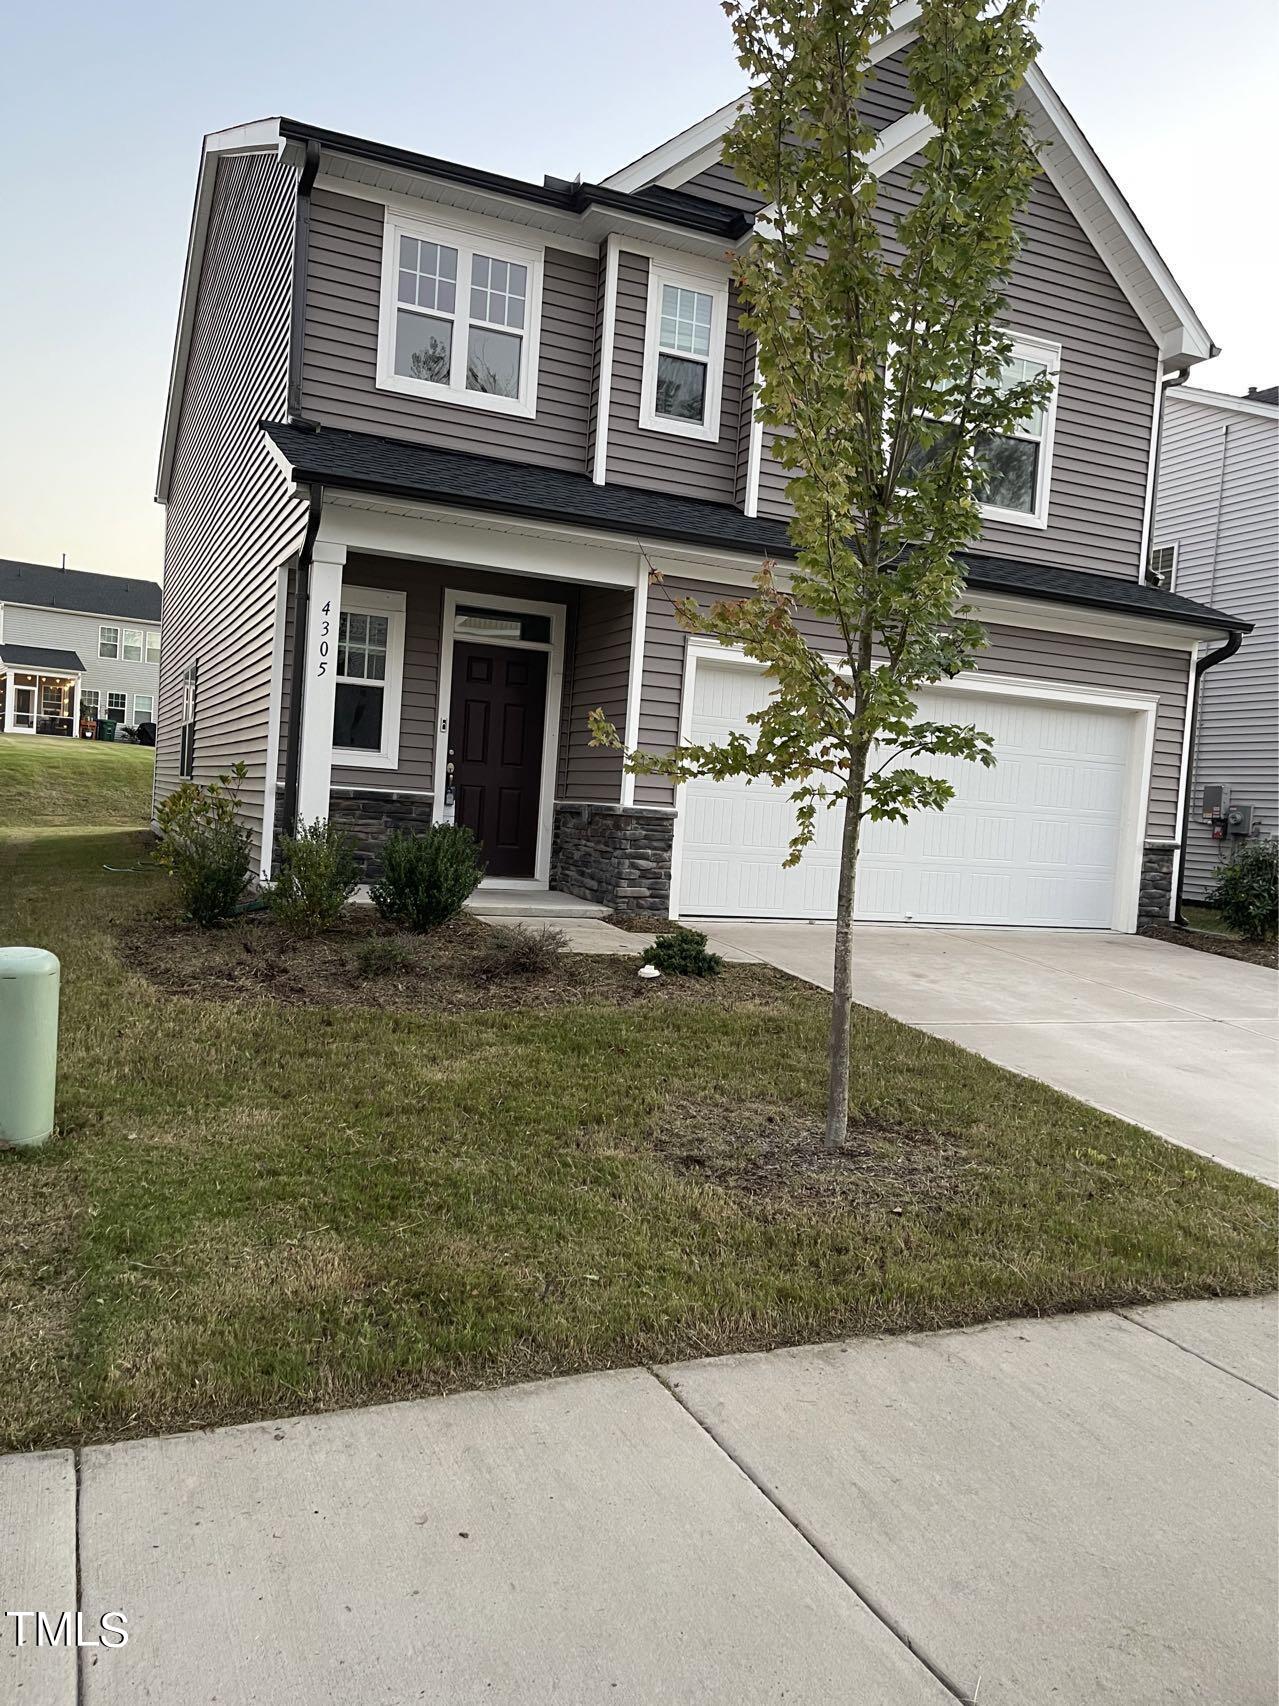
272, 501, 676, 913
0, 645, 85, 737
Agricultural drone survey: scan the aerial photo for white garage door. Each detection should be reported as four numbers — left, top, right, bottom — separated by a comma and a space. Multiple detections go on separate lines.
678, 660, 1136, 928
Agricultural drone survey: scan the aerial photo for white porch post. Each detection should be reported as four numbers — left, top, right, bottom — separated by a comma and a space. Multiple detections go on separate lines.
295, 540, 346, 827
71, 677, 82, 735
2, 671, 14, 734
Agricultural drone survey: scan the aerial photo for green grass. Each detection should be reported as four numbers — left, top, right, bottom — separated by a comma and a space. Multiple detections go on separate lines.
1, 826, 1274, 1453
0, 734, 154, 827
1183, 903, 1239, 939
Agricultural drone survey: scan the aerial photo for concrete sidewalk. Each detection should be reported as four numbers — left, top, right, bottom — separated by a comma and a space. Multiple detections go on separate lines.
5, 1296, 1275, 1705
690, 922, 1279, 1183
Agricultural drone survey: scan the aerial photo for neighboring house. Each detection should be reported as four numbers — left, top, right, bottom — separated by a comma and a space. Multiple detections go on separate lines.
1151, 384, 1278, 904
0, 560, 162, 737
154, 2, 1251, 932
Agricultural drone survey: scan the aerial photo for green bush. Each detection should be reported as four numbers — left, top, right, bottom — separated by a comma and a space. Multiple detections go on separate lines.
478, 924, 568, 979
369, 825, 485, 932
354, 937, 414, 979
641, 925, 723, 978
1207, 837, 1278, 941
268, 818, 359, 935
154, 764, 253, 927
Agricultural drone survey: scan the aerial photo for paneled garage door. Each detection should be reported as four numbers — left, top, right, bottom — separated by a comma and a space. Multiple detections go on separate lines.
677, 659, 1139, 927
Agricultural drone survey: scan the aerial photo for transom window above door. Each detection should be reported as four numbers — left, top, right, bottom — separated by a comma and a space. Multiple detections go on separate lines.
379, 213, 543, 418
639, 262, 729, 443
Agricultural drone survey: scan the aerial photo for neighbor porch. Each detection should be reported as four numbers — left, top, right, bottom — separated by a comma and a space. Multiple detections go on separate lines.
0, 645, 85, 737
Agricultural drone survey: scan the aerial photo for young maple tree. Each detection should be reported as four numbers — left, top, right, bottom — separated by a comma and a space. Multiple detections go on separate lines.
592, 0, 1052, 1150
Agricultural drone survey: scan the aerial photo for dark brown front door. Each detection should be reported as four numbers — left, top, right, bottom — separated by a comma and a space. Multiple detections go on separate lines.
448, 641, 548, 878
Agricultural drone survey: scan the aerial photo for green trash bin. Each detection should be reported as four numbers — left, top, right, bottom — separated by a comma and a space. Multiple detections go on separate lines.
98, 719, 118, 742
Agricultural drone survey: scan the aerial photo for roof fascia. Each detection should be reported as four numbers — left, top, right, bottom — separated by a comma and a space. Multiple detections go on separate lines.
155, 120, 288, 505
1166, 386, 1279, 422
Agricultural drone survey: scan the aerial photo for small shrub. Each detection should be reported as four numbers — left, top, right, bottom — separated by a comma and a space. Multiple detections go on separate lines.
641, 925, 723, 978
369, 825, 485, 932
478, 924, 568, 979
154, 763, 253, 927
1207, 837, 1278, 941
268, 818, 359, 936
355, 937, 414, 979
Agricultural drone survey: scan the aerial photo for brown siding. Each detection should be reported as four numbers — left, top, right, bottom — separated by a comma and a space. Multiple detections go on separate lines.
604, 252, 749, 504
157, 150, 307, 861
634, 576, 1188, 836
301, 189, 598, 472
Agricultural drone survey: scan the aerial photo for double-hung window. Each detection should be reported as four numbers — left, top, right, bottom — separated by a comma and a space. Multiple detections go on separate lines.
639, 263, 729, 442
133, 693, 155, 722
80, 689, 100, 718
379, 213, 542, 417
99, 625, 119, 659
107, 691, 128, 723
975, 337, 1060, 527
1146, 543, 1178, 591
145, 630, 161, 664
121, 627, 144, 663
331, 589, 406, 770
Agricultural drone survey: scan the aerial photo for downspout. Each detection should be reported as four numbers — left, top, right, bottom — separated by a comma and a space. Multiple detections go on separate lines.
287, 138, 322, 423
280, 484, 325, 837
1172, 628, 1243, 926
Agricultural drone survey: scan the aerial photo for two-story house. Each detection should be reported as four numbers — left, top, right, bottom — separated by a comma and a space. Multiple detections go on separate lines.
154, 3, 1251, 931
1151, 383, 1277, 908
0, 559, 161, 737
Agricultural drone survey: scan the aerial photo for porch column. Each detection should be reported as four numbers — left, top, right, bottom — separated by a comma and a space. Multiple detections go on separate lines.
295, 539, 346, 827
2, 671, 14, 734
70, 678, 82, 735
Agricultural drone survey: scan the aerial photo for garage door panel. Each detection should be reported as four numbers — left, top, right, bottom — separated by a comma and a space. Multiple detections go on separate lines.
679, 662, 1137, 927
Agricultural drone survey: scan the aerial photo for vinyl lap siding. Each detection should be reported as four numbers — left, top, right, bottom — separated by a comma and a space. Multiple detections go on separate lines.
634, 576, 1188, 839
301, 190, 597, 472
561, 585, 631, 801
1157, 395, 1279, 896
604, 252, 748, 504
157, 150, 306, 859
1, 605, 159, 714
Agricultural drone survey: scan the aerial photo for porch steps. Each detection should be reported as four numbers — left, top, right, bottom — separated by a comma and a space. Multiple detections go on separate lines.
465, 889, 611, 920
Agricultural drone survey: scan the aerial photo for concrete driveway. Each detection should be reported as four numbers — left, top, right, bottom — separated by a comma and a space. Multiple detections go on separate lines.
690, 922, 1279, 1183
6, 1297, 1275, 1705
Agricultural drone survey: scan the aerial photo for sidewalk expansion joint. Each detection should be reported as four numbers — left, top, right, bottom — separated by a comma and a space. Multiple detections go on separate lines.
647, 1364, 976, 1706
1114, 1308, 1278, 1400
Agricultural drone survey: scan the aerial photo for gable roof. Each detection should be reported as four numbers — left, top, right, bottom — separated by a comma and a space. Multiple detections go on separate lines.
0, 643, 87, 674
262, 420, 1250, 636
0, 559, 162, 623
603, 1, 1214, 372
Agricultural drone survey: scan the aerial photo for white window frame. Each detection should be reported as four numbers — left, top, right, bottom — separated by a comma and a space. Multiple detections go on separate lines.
106, 690, 128, 722
98, 624, 119, 659
1148, 541, 1178, 592
977, 333, 1061, 532
80, 688, 100, 717
639, 260, 729, 444
376, 209, 544, 420
331, 587, 406, 772
121, 626, 144, 663
133, 693, 155, 721
145, 630, 161, 664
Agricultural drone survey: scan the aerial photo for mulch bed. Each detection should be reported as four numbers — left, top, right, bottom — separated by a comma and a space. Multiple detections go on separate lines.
1140, 922, 1278, 970
119, 907, 795, 1014
648, 1094, 977, 1215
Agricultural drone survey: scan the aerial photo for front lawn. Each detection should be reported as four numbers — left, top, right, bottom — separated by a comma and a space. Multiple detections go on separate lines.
1, 826, 1274, 1453
0, 733, 154, 827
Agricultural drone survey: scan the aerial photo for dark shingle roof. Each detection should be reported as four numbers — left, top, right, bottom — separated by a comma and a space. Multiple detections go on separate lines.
0, 643, 86, 672
263, 422, 1252, 635
0, 560, 161, 623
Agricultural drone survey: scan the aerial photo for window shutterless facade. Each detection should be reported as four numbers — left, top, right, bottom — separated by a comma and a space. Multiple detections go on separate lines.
99, 625, 119, 659
121, 627, 144, 663
377, 210, 543, 418
146, 630, 161, 664
331, 588, 406, 771
133, 693, 155, 721
80, 689, 100, 718
107, 691, 128, 722
179, 665, 197, 777
639, 262, 729, 443
976, 336, 1061, 528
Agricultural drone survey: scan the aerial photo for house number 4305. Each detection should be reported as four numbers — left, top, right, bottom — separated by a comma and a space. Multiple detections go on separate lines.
316, 599, 331, 677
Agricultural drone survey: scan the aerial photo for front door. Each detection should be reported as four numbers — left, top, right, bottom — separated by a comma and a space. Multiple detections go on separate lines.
13, 685, 36, 732
448, 640, 548, 879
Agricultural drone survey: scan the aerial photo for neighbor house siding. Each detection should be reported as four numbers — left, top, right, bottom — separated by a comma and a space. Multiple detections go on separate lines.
604, 251, 748, 504
1156, 393, 1279, 897
300, 189, 598, 472
633, 576, 1189, 838
1, 604, 159, 715
157, 149, 307, 860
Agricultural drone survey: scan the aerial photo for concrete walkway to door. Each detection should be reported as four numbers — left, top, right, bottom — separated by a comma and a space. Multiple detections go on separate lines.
688, 921, 1279, 1184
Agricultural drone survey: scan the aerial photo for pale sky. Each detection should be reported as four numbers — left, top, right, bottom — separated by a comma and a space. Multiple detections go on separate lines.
1, 0, 1274, 583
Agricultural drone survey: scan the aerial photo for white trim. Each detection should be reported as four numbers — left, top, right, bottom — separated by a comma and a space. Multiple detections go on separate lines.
743, 342, 764, 519
669, 642, 1156, 932
131, 692, 155, 722
1146, 540, 1179, 594
1135, 368, 1169, 581
867, 108, 938, 177
258, 558, 291, 878
1166, 385, 1279, 421
638, 261, 729, 443
976, 333, 1061, 531
0, 600, 160, 631
433, 588, 566, 887
1169, 642, 1200, 920
592, 235, 622, 485
376, 207, 544, 419
296, 541, 346, 825
620, 564, 649, 807
312, 171, 601, 261
331, 585, 407, 772
965, 590, 1222, 651
98, 623, 120, 660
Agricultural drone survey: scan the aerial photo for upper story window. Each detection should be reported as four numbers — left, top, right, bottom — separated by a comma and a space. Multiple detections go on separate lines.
1146, 542, 1178, 591
639, 262, 729, 443
377, 212, 543, 419
99, 625, 119, 658
97, 623, 159, 662
121, 627, 144, 663
146, 629, 161, 664
976, 337, 1060, 529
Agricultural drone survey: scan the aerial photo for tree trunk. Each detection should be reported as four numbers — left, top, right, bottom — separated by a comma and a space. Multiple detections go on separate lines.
825, 749, 869, 1152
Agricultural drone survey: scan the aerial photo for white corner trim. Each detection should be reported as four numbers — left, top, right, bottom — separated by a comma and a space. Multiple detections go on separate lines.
432, 587, 566, 887
620, 560, 649, 806
869, 108, 940, 178
1135, 367, 1170, 582
1168, 642, 1199, 919
637, 259, 730, 444
258, 556, 292, 876
592, 235, 622, 485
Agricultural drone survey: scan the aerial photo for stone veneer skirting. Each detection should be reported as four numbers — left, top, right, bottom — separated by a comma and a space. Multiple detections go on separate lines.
326, 787, 435, 880
1138, 841, 1176, 923
551, 801, 676, 915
